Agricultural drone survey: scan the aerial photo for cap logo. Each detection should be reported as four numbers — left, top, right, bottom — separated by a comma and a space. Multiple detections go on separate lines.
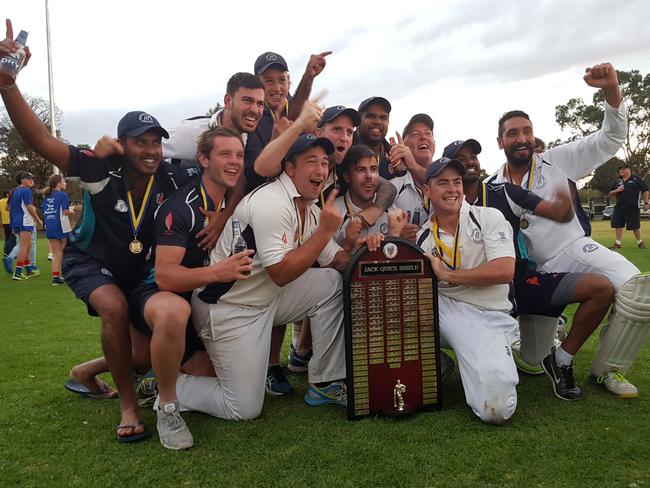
337, 105, 345, 110
306, 134, 317, 140
265, 53, 278, 61
138, 113, 154, 124
454, 141, 463, 146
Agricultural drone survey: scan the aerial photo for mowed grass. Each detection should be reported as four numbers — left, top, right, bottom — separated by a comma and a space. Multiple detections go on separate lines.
1, 221, 650, 487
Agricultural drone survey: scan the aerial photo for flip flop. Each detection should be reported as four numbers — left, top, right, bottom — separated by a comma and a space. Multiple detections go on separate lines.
64, 378, 118, 400
116, 421, 149, 444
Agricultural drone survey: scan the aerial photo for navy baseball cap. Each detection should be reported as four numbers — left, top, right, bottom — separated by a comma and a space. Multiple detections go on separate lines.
403, 113, 434, 136
319, 106, 361, 127
442, 139, 482, 159
254, 52, 288, 76
358, 96, 391, 114
117, 111, 169, 139
16, 171, 34, 183
425, 157, 466, 182
285, 134, 334, 161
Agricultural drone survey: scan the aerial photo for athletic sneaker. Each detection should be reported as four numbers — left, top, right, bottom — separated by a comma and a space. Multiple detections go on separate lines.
26, 267, 41, 277
638, 242, 647, 249
541, 348, 582, 401
12, 273, 27, 281
512, 343, 544, 375
157, 401, 193, 450
3, 256, 12, 274
47, 252, 53, 261
609, 243, 622, 250
288, 343, 312, 373
136, 376, 158, 407
589, 371, 639, 398
304, 381, 347, 407
265, 364, 293, 396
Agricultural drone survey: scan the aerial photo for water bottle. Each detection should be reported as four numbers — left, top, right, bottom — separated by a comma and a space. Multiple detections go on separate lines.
231, 218, 249, 275
0, 30, 29, 89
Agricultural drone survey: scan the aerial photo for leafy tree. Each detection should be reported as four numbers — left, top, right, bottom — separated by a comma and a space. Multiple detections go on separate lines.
206, 102, 223, 116
554, 69, 650, 180
0, 94, 63, 193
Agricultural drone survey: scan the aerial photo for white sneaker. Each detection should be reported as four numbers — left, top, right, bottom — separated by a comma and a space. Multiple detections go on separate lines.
47, 252, 53, 261
589, 371, 639, 398
157, 401, 194, 450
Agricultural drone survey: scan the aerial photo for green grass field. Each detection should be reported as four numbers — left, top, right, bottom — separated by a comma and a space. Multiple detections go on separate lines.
1, 221, 649, 487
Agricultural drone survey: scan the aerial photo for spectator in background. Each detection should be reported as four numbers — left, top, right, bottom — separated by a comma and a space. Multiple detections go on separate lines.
609, 164, 649, 249
1, 190, 16, 259
41, 174, 74, 285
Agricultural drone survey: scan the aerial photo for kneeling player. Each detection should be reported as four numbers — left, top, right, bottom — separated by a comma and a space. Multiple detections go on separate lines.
416, 157, 519, 425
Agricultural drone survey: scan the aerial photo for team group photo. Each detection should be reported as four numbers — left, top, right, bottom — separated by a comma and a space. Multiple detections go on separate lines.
2, 1, 649, 487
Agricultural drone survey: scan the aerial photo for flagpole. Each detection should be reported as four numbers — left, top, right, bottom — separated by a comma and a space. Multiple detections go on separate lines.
45, 0, 59, 174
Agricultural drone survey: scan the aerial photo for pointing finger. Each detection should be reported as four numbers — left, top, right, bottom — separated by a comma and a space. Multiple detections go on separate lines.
395, 131, 403, 144
325, 188, 339, 207
317, 51, 333, 58
311, 88, 329, 105
6, 19, 13, 41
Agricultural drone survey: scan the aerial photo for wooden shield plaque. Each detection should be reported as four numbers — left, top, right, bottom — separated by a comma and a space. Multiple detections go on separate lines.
344, 237, 442, 420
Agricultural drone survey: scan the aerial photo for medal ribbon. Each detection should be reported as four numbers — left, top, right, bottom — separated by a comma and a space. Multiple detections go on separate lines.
431, 219, 461, 270
199, 181, 223, 225
294, 199, 306, 245
504, 157, 536, 190
266, 99, 289, 121
126, 176, 154, 240
415, 186, 430, 212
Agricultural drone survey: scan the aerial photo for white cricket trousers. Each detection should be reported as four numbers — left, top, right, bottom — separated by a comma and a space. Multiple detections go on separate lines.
176, 268, 346, 420
539, 236, 639, 290
438, 294, 519, 425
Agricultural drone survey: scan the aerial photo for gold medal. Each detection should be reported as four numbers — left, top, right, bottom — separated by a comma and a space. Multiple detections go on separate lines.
129, 239, 143, 254
520, 218, 529, 230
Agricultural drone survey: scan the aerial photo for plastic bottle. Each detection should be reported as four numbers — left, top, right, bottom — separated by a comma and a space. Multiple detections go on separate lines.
0, 30, 29, 89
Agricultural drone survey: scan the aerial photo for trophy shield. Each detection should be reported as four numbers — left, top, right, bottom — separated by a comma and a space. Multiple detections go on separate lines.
344, 237, 442, 420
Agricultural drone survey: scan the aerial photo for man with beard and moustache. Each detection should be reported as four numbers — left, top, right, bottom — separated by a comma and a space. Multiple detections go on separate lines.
333, 145, 403, 247
445, 139, 616, 401
381, 113, 435, 238
0, 22, 202, 441
488, 63, 648, 398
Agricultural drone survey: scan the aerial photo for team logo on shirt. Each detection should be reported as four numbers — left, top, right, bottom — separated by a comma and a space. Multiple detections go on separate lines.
583, 243, 599, 253
100, 267, 113, 277
164, 212, 173, 236
281, 232, 288, 245
155, 192, 165, 205
497, 231, 508, 242
380, 223, 388, 234
534, 175, 546, 189
114, 199, 128, 213
471, 228, 483, 242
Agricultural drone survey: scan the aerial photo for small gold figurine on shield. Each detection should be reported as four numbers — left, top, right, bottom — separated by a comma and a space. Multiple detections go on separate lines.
393, 379, 406, 411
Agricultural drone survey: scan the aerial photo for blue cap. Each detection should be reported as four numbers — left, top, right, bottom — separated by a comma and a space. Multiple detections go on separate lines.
285, 134, 334, 161
319, 106, 361, 127
15, 30, 29, 46
117, 111, 169, 139
358, 96, 391, 114
254, 52, 289, 76
425, 157, 466, 182
442, 139, 482, 159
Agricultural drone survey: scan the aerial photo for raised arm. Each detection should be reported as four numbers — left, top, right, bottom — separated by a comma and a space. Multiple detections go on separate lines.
0, 20, 69, 170
287, 51, 331, 121
253, 100, 323, 178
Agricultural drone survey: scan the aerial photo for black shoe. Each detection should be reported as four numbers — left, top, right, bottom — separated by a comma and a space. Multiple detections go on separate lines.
541, 348, 582, 401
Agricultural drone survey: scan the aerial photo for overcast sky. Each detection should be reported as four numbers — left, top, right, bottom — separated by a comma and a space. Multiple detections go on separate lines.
5, 0, 650, 173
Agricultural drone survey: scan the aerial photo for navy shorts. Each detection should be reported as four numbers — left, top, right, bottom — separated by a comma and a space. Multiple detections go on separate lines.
12, 225, 33, 233
611, 206, 641, 231
514, 271, 580, 318
128, 282, 205, 364
62, 245, 135, 317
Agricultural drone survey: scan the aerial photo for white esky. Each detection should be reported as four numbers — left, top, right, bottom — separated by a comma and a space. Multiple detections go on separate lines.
6, 0, 650, 174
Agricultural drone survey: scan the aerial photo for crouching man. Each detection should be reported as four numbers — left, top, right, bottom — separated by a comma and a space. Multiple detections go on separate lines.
177, 135, 354, 419
416, 157, 519, 425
